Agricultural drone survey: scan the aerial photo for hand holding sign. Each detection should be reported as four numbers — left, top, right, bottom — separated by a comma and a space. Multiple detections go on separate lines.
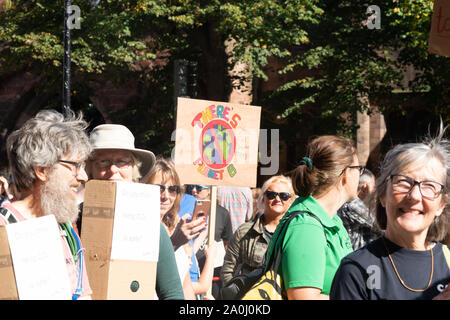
174, 98, 261, 298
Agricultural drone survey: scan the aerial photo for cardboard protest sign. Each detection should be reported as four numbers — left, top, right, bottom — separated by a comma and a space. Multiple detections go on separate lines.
81, 180, 160, 300
174, 97, 261, 188
110, 181, 160, 262
429, 0, 450, 57
0, 226, 17, 300
3, 215, 72, 300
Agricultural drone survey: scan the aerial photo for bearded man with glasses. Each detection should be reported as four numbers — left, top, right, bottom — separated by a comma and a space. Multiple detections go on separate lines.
1, 109, 92, 299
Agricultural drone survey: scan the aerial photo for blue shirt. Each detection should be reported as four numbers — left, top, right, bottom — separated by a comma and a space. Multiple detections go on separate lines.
179, 194, 200, 282
179, 193, 196, 218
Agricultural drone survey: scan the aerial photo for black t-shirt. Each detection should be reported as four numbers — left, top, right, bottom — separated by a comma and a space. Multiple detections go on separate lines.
262, 224, 274, 243
196, 204, 233, 271
330, 237, 450, 300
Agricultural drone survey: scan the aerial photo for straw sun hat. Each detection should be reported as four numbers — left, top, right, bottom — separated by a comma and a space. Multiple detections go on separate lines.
89, 124, 156, 180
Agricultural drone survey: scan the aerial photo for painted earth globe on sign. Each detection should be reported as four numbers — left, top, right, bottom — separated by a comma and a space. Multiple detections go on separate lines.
201, 119, 236, 170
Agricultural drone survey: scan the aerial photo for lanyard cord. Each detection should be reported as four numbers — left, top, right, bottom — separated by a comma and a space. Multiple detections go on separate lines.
60, 222, 84, 300
381, 236, 434, 292
70, 226, 84, 300
61, 222, 78, 263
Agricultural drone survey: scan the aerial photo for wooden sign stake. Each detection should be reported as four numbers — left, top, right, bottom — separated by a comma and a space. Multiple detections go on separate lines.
206, 185, 217, 297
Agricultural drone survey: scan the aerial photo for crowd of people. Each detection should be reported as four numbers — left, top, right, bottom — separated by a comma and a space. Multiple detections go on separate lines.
0, 109, 448, 300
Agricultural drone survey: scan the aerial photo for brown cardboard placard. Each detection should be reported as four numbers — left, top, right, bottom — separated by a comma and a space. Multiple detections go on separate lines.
429, 0, 450, 57
0, 226, 17, 300
173, 97, 261, 187
81, 180, 160, 300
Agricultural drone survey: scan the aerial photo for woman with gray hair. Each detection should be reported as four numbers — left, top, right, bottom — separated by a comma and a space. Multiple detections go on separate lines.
221, 175, 295, 287
331, 127, 450, 300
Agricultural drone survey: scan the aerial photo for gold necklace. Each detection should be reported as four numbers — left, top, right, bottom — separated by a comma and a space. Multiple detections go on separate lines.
381, 237, 434, 292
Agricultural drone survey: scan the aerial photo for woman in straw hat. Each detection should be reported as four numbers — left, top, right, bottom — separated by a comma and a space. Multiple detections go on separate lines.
85, 124, 184, 300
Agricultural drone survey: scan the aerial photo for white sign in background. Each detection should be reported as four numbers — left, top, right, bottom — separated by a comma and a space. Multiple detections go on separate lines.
6, 215, 72, 300
110, 182, 160, 262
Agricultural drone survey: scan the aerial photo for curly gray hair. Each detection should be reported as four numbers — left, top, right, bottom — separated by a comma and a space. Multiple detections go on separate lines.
6, 109, 91, 192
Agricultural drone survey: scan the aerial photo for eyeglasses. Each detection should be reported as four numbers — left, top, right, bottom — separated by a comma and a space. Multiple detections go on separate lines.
264, 191, 292, 201
341, 165, 365, 176
158, 184, 181, 195
95, 159, 133, 169
389, 174, 444, 200
57, 159, 86, 174
186, 185, 210, 193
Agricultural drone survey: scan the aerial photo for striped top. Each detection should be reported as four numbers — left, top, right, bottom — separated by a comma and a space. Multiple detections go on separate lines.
217, 186, 253, 233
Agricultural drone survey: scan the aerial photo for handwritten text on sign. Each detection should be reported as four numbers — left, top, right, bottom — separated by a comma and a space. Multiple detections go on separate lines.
6, 215, 72, 300
429, 0, 450, 57
191, 104, 241, 181
174, 98, 261, 187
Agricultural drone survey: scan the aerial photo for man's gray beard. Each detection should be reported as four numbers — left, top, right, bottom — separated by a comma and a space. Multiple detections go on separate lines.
40, 171, 79, 223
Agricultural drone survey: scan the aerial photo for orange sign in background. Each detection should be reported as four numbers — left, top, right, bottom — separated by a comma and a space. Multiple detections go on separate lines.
173, 98, 261, 187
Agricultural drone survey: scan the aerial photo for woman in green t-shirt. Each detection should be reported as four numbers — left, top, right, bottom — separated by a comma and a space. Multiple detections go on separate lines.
267, 135, 362, 299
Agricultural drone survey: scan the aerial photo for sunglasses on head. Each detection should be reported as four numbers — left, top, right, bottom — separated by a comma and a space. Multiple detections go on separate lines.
159, 184, 181, 195
264, 191, 292, 201
186, 185, 210, 193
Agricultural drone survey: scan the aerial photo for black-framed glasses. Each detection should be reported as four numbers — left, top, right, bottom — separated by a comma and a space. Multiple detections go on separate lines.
57, 159, 85, 174
389, 174, 444, 200
95, 158, 133, 169
186, 185, 210, 194
341, 165, 365, 176
159, 184, 181, 195
264, 191, 292, 201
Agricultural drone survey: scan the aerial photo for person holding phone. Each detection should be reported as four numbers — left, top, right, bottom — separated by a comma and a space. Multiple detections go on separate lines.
185, 185, 233, 249
146, 157, 211, 299
185, 184, 233, 299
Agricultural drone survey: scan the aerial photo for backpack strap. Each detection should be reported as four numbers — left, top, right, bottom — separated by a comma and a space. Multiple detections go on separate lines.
247, 212, 264, 234
294, 210, 327, 238
60, 221, 84, 300
266, 210, 326, 273
0, 206, 18, 224
443, 245, 450, 269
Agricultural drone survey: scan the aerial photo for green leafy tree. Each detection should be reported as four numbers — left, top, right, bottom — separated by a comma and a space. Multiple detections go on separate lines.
0, 0, 448, 160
